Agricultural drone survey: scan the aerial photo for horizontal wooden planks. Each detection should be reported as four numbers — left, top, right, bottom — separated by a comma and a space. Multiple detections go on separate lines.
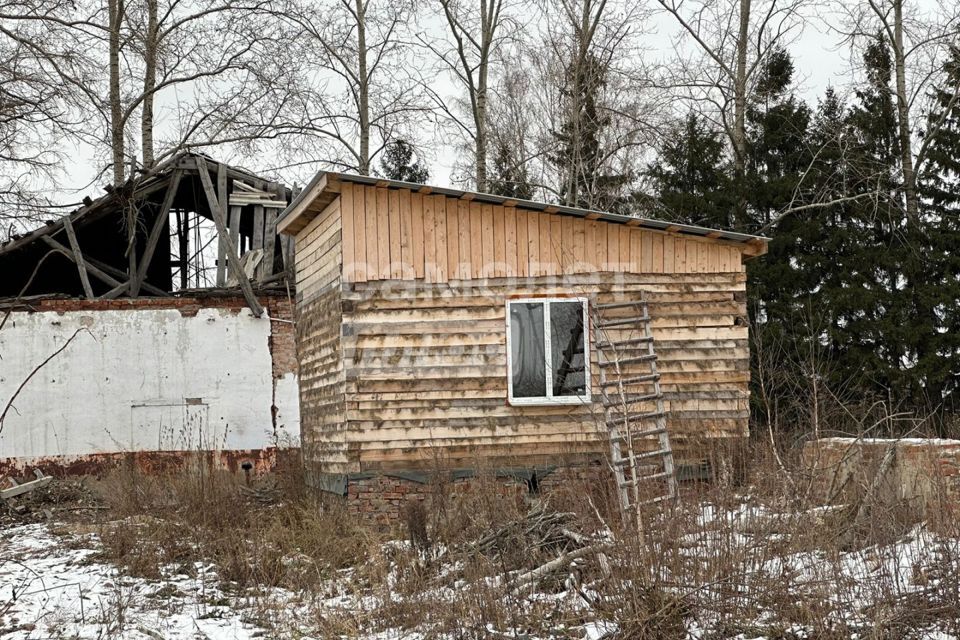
294, 272, 751, 474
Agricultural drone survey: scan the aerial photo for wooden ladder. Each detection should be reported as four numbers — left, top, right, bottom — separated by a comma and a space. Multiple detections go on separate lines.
592, 296, 677, 528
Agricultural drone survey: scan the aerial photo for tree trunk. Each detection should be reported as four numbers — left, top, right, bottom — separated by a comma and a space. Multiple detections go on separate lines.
141, 0, 158, 170
892, 0, 919, 219
475, 0, 491, 192
108, 0, 125, 185
356, 0, 370, 174
732, 0, 751, 229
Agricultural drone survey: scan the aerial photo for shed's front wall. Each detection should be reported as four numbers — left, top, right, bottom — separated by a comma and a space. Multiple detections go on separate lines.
325, 272, 748, 475
290, 184, 752, 479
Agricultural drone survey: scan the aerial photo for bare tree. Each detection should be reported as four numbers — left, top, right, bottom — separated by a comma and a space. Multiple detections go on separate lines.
423, 0, 517, 192
265, 0, 424, 176
0, 0, 92, 234
535, 0, 661, 210
657, 0, 807, 227
838, 0, 960, 220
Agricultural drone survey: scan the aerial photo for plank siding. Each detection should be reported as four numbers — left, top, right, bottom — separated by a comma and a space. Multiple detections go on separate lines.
306, 271, 750, 474
290, 187, 758, 479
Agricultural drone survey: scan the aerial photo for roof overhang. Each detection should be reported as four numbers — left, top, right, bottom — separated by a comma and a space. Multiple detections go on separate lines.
278, 172, 769, 256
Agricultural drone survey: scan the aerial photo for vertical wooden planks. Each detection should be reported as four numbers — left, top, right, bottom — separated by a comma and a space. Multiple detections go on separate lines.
481, 204, 494, 277
446, 197, 460, 280
676, 237, 688, 273
423, 194, 437, 282
364, 187, 379, 280
493, 205, 506, 277
353, 184, 368, 282
618, 225, 631, 270
583, 220, 600, 271
652, 234, 664, 273
574, 217, 584, 270
433, 195, 447, 282
341, 185, 355, 280
399, 189, 412, 278
376, 188, 390, 280
411, 192, 424, 279
639, 230, 652, 272
595, 221, 608, 271
663, 235, 675, 273
505, 207, 518, 276
561, 216, 574, 273
632, 228, 644, 272
539, 213, 552, 276
470, 202, 483, 277
528, 211, 541, 276
388, 189, 402, 279
458, 200, 471, 279
607, 224, 620, 271
550, 215, 562, 275
516, 210, 529, 277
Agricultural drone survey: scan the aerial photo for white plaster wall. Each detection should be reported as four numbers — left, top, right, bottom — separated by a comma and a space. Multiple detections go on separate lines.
0, 307, 300, 459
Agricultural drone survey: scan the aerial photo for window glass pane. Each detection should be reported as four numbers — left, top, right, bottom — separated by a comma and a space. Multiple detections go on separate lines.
510, 302, 546, 398
550, 301, 586, 396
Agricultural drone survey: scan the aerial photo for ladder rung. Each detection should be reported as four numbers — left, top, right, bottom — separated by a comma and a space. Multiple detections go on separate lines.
612, 449, 671, 465
603, 392, 660, 407
619, 471, 671, 488
598, 354, 657, 367
595, 301, 649, 310
595, 336, 654, 349
597, 316, 651, 328
600, 373, 660, 386
611, 426, 667, 440
638, 494, 673, 506
606, 411, 665, 427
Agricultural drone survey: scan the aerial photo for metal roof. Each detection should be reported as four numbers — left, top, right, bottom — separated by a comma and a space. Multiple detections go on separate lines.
278, 171, 768, 251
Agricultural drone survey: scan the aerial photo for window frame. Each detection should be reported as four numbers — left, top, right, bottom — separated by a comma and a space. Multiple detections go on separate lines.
505, 297, 592, 406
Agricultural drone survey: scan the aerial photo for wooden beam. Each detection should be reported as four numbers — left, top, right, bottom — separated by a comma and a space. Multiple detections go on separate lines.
196, 157, 264, 317
253, 203, 265, 280
61, 216, 93, 299
263, 208, 278, 279
132, 169, 182, 296
215, 165, 229, 286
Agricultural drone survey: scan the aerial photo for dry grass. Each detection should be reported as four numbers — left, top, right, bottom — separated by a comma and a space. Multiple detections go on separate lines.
69, 443, 960, 639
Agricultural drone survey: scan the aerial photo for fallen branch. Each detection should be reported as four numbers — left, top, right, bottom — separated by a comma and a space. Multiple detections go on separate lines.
511, 543, 612, 592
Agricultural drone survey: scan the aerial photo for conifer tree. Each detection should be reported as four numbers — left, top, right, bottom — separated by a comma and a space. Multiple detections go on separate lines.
488, 138, 534, 199
645, 112, 733, 228
379, 139, 430, 183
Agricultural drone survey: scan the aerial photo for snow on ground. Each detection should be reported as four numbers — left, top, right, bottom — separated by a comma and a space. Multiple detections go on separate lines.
3, 504, 960, 639
0, 523, 272, 639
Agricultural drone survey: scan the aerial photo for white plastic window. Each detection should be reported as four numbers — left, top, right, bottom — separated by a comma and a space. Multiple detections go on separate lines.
506, 298, 591, 405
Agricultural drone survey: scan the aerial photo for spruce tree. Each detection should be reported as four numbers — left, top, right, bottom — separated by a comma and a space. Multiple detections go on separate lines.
488, 138, 534, 199
379, 139, 429, 183
645, 112, 733, 228
916, 45, 960, 414
549, 52, 629, 211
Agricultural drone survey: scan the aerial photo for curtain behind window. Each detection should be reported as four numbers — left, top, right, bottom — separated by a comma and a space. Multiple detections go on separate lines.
510, 302, 546, 398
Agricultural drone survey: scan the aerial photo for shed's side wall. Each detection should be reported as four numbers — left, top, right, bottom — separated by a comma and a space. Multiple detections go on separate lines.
323, 272, 748, 475
338, 183, 745, 284
293, 198, 349, 480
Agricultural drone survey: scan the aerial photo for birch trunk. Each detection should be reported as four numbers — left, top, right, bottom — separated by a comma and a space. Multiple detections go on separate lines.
141, 0, 158, 169
108, 0, 125, 185
732, 0, 751, 229
356, 0, 370, 174
891, 0, 918, 219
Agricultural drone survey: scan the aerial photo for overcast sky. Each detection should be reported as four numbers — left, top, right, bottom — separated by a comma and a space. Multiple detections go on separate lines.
51, 0, 934, 208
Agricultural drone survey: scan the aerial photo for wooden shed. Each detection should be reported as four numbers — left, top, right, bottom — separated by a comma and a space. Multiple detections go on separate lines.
278, 173, 767, 493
